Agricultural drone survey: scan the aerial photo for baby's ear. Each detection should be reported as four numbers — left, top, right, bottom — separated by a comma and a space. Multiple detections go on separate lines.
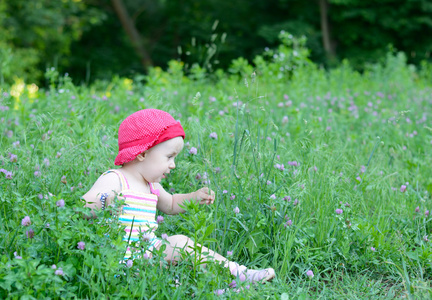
136, 152, 147, 161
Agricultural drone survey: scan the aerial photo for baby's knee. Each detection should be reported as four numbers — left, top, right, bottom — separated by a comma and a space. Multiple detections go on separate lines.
168, 234, 189, 242
167, 234, 192, 247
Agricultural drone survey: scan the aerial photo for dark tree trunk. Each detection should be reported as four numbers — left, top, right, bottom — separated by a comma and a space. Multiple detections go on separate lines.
319, 0, 336, 61
111, 0, 153, 69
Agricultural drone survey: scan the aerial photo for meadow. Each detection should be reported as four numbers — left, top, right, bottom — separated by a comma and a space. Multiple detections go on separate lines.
1, 35, 432, 299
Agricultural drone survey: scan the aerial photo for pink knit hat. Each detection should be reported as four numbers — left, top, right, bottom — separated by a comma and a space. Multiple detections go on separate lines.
114, 109, 185, 165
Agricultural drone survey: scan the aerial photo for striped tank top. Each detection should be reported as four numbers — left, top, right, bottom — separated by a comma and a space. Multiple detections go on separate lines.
102, 169, 162, 259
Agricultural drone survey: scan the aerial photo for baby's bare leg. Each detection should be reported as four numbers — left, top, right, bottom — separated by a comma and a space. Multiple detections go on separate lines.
163, 234, 228, 266
160, 234, 275, 283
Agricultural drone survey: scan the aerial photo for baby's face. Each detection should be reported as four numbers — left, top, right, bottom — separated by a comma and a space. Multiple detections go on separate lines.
141, 136, 184, 183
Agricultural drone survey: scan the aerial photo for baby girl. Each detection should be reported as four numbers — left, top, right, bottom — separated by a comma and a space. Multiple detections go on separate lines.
82, 109, 275, 284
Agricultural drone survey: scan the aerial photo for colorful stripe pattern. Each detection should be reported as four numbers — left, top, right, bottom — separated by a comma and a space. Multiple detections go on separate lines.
102, 169, 162, 259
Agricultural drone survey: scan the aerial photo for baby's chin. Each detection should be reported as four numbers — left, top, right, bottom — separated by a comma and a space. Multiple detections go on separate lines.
145, 172, 167, 183
152, 176, 164, 183
143, 176, 161, 184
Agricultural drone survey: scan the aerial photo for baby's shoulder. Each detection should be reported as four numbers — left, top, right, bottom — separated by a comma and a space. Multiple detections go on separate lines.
91, 171, 122, 193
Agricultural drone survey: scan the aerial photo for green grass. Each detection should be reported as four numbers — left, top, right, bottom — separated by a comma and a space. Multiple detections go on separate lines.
0, 47, 432, 299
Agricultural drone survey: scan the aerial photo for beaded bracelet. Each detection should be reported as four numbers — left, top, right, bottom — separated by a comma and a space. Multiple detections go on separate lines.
100, 193, 108, 210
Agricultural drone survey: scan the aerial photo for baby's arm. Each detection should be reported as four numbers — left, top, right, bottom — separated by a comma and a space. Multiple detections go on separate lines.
155, 183, 215, 215
82, 172, 122, 218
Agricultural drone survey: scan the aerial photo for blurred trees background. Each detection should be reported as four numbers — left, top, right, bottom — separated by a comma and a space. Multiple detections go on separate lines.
1, 0, 431, 84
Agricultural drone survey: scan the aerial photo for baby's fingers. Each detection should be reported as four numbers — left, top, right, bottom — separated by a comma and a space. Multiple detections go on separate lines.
206, 190, 216, 205
198, 195, 212, 205
201, 187, 215, 196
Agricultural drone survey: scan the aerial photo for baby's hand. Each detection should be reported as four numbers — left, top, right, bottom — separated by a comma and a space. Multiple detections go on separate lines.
194, 187, 215, 205
103, 193, 124, 215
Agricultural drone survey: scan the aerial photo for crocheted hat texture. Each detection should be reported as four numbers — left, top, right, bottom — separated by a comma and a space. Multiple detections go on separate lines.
114, 109, 185, 165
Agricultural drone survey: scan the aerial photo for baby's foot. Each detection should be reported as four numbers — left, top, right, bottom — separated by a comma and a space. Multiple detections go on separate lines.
245, 268, 275, 283
229, 263, 275, 283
